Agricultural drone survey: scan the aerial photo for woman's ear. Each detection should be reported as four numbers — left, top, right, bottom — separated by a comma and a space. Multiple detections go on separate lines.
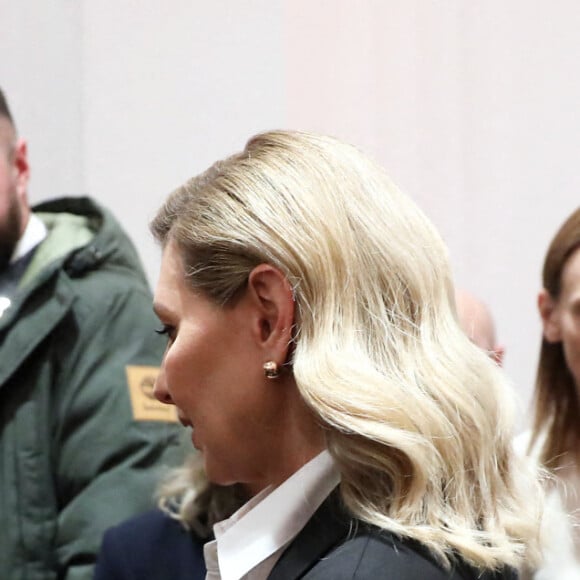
246, 264, 295, 363
538, 289, 562, 343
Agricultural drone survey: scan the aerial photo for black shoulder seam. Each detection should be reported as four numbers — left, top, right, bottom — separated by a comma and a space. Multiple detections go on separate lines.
351, 535, 373, 579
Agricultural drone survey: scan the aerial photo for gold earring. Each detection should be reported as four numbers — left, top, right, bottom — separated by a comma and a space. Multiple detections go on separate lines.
263, 361, 280, 379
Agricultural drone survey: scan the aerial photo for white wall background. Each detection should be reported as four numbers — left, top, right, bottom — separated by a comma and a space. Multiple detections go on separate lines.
1, 0, 579, 430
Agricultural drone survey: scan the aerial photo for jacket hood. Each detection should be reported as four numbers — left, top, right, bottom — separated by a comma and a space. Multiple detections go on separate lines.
26, 196, 149, 289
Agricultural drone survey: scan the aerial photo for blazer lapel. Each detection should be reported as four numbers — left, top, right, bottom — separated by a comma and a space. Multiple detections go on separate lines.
268, 487, 354, 580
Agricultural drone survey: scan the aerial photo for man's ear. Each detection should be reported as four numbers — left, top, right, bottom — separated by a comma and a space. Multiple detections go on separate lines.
13, 138, 30, 199
538, 289, 562, 343
491, 345, 505, 367
246, 264, 295, 363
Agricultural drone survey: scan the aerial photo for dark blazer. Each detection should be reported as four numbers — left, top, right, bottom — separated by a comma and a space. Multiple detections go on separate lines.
94, 495, 518, 580
93, 509, 206, 580
270, 491, 518, 579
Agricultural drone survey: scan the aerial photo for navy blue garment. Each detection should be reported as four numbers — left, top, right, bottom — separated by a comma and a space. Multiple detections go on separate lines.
94, 509, 206, 580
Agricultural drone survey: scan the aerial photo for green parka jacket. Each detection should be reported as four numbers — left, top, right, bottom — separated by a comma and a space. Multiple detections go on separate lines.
0, 197, 186, 579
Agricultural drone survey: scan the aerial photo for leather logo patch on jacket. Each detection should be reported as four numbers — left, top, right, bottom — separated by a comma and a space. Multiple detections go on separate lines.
125, 365, 178, 422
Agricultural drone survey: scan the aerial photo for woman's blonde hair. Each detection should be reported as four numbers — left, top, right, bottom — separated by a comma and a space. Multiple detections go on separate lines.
152, 130, 541, 569
157, 455, 247, 540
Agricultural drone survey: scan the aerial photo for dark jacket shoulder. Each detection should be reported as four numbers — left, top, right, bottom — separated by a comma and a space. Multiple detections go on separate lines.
270, 490, 517, 580
94, 509, 206, 580
302, 528, 515, 579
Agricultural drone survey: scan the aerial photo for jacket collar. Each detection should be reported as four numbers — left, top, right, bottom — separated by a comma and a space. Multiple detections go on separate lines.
268, 486, 354, 580
0, 269, 74, 388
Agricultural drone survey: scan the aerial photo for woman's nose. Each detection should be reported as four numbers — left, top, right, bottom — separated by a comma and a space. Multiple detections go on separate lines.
154, 368, 174, 405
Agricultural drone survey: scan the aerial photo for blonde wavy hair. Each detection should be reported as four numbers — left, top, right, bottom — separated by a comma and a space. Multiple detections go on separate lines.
156, 455, 247, 540
152, 130, 542, 570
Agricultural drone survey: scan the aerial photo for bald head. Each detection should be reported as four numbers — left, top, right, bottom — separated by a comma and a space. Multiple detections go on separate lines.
0, 87, 30, 269
0, 88, 14, 127
0, 88, 17, 158
455, 289, 504, 365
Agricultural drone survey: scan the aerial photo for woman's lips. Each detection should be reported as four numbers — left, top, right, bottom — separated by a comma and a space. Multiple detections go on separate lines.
176, 412, 200, 449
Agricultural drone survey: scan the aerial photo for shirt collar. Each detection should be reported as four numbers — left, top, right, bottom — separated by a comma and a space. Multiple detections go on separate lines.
210, 450, 340, 580
11, 213, 47, 263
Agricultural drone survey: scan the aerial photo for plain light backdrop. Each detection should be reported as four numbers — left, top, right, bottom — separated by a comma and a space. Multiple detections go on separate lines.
2, 0, 579, 430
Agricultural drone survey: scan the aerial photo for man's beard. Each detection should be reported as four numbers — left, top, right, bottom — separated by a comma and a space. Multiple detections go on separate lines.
0, 193, 23, 270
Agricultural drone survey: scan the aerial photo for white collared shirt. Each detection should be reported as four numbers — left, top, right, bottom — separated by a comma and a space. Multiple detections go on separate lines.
10, 214, 47, 263
204, 450, 340, 580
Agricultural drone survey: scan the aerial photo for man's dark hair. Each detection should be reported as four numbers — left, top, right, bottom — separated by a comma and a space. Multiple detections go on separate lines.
0, 88, 14, 124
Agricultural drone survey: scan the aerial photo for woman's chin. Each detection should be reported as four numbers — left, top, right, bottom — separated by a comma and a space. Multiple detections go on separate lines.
203, 458, 238, 488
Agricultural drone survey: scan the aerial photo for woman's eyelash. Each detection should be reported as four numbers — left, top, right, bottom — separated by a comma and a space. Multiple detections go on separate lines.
155, 325, 173, 336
